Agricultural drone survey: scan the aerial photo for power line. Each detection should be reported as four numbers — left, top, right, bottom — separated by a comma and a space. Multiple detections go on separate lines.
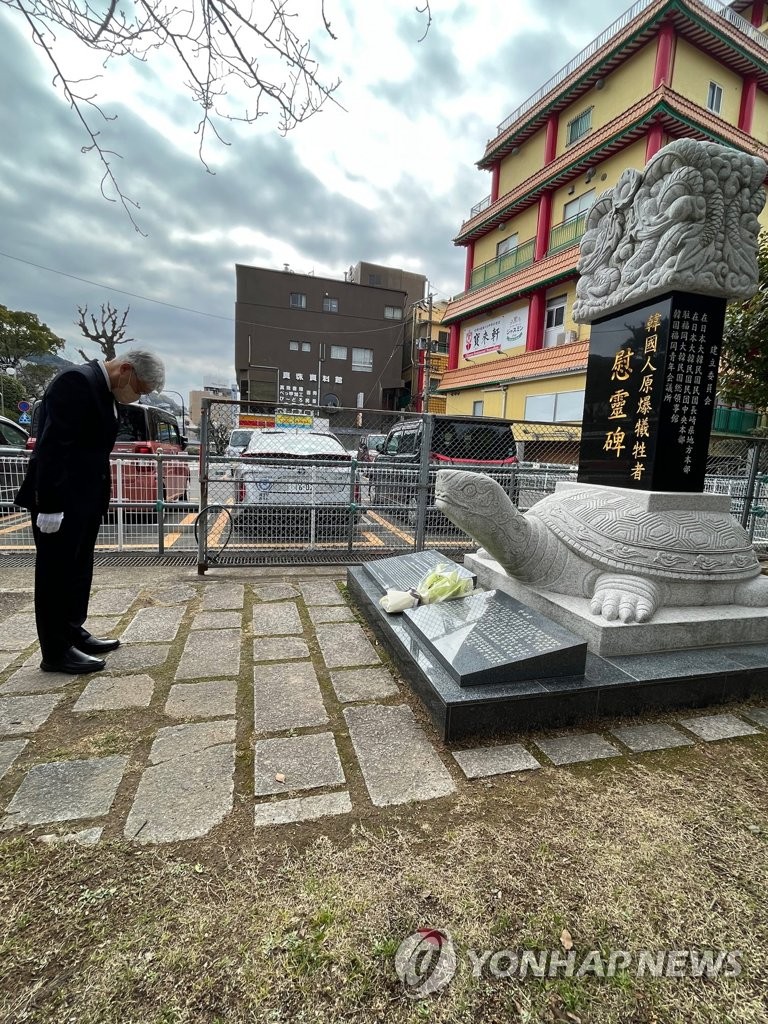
0, 250, 421, 336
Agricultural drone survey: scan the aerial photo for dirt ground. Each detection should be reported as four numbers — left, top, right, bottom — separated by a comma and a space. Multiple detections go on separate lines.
2, 730, 768, 1024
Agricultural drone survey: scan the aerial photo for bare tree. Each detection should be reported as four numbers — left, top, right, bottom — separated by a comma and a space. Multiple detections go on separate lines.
76, 303, 133, 361
6, 1, 431, 232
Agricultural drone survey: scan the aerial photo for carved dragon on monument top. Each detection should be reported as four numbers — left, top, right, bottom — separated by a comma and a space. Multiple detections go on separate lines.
573, 138, 766, 323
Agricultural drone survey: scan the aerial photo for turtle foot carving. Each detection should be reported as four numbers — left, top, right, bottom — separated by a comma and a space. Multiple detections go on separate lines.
589, 575, 662, 623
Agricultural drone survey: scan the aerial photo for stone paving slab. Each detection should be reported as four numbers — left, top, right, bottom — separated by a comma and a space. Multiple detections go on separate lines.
677, 713, 761, 742
201, 584, 245, 610
190, 611, 241, 631
329, 667, 399, 703
0, 666, 73, 695
252, 583, 300, 603
84, 616, 123, 635
0, 652, 19, 673
344, 704, 456, 807
252, 602, 303, 637
254, 663, 328, 733
307, 605, 355, 625
742, 707, 768, 728
89, 588, 141, 616
315, 623, 381, 669
254, 791, 352, 828
146, 584, 199, 605
74, 675, 155, 712
0, 739, 27, 780
253, 638, 309, 662
453, 744, 541, 779
150, 719, 236, 762
124, 721, 235, 843
254, 732, 345, 796
176, 629, 241, 680
298, 581, 345, 606
0, 614, 38, 651
535, 733, 621, 766
2, 755, 128, 828
121, 606, 185, 644
104, 645, 169, 674
39, 827, 103, 846
611, 723, 694, 753
0, 694, 63, 737
165, 681, 237, 720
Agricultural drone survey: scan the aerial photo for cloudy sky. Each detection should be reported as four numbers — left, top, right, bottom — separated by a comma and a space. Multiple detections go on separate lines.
1, 0, 631, 405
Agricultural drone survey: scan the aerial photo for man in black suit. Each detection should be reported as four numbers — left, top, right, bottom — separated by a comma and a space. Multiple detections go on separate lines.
16, 350, 166, 674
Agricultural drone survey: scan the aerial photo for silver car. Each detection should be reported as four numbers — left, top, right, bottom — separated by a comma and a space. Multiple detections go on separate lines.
233, 429, 358, 536
0, 415, 29, 512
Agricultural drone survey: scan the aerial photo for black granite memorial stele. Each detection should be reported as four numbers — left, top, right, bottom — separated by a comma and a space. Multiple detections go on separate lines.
578, 291, 726, 492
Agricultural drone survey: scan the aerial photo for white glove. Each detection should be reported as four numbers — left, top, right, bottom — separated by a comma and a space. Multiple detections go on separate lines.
37, 512, 64, 534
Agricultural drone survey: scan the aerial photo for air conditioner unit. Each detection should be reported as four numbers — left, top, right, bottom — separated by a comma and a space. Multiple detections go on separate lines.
555, 332, 567, 346
565, 329, 578, 343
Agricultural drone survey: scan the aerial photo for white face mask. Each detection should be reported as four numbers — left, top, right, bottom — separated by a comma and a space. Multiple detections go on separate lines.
113, 367, 141, 404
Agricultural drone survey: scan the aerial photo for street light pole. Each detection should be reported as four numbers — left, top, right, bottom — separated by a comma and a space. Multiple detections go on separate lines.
163, 390, 186, 435
0, 366, 17, 419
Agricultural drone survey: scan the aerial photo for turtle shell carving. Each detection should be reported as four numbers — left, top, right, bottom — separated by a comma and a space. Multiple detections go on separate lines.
534, 490, 758, 582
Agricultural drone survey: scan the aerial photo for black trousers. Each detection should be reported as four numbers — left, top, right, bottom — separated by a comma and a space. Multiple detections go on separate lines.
32, 507, 103, 660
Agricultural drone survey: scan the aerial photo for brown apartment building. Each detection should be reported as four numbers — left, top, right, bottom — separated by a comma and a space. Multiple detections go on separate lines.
235, 262, 426, 412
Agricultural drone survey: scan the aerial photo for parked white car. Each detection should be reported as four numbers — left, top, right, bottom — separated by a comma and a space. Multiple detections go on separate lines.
233, 429, 359, 536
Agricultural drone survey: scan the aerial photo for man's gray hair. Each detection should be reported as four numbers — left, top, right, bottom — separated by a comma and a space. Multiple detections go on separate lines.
123, 349, 166, 392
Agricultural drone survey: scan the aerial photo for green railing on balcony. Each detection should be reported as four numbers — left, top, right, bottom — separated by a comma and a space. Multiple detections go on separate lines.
548, 212, 588, 255
470, 237, 535, 289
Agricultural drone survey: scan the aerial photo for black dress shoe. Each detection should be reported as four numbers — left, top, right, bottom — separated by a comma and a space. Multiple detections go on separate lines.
41, 647, 106, 674
74, 634, 121, 655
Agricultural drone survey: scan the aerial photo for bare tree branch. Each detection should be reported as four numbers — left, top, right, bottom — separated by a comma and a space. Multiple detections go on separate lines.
76, 302, 133, 360
4, 0, 433, 226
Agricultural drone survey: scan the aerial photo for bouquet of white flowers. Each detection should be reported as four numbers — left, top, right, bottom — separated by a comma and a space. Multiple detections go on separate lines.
379, 563, 474, 614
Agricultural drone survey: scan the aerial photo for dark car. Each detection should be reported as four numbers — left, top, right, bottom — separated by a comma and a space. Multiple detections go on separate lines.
0, 415, 29, 511
372, 415, 518, 524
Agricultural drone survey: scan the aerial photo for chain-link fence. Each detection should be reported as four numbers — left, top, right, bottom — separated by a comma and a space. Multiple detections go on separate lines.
2, 416, 766, 565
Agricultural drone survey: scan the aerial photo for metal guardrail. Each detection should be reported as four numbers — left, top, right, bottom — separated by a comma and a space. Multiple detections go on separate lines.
3, 431, 766, 564
470, 195, 492, 217
549, 212, 589, 254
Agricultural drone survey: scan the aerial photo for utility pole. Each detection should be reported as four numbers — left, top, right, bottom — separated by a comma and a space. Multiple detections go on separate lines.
421, 292, 434, 413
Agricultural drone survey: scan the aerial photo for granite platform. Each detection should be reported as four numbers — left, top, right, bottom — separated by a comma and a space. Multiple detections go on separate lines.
347, 554, 768, 742
465, 551, 768, 657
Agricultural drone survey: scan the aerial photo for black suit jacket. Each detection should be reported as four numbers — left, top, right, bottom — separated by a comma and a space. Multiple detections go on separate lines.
15, 361, 118, 515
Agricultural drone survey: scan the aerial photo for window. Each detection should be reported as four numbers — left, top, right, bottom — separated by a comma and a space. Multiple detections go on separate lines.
323, 296, 339, 313
289, 340, 299, 351
707, 81, 723, 114
436, 330, 449, 354
330, 345, 347, 360
545, 295, 566, 330
352, 347, 373, 372
525, 390, 585, 422
301, 342, 311, 353
0, 420, 27, 447
472, 400, 484, 417
563, 188, 595, 222
368, 273, 382, 286
384, 305, 403, 320
496, 233, 519, 258
289, 292, 306, 309
566, 107, 592, 145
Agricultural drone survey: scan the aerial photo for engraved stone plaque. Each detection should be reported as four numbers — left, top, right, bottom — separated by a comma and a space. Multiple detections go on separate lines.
403, 590, 587, 686
362, 550, 475, 595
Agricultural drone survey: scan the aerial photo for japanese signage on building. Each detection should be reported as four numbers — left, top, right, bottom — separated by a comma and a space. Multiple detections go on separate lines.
463, 307, 529, 358
277, 370, 343, 407
577, 293, 727, 492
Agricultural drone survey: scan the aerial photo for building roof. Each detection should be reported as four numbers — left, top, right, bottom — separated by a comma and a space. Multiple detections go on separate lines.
480, 0, 768, 169
437, 340, 589, 393
457, 85, 768, 244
